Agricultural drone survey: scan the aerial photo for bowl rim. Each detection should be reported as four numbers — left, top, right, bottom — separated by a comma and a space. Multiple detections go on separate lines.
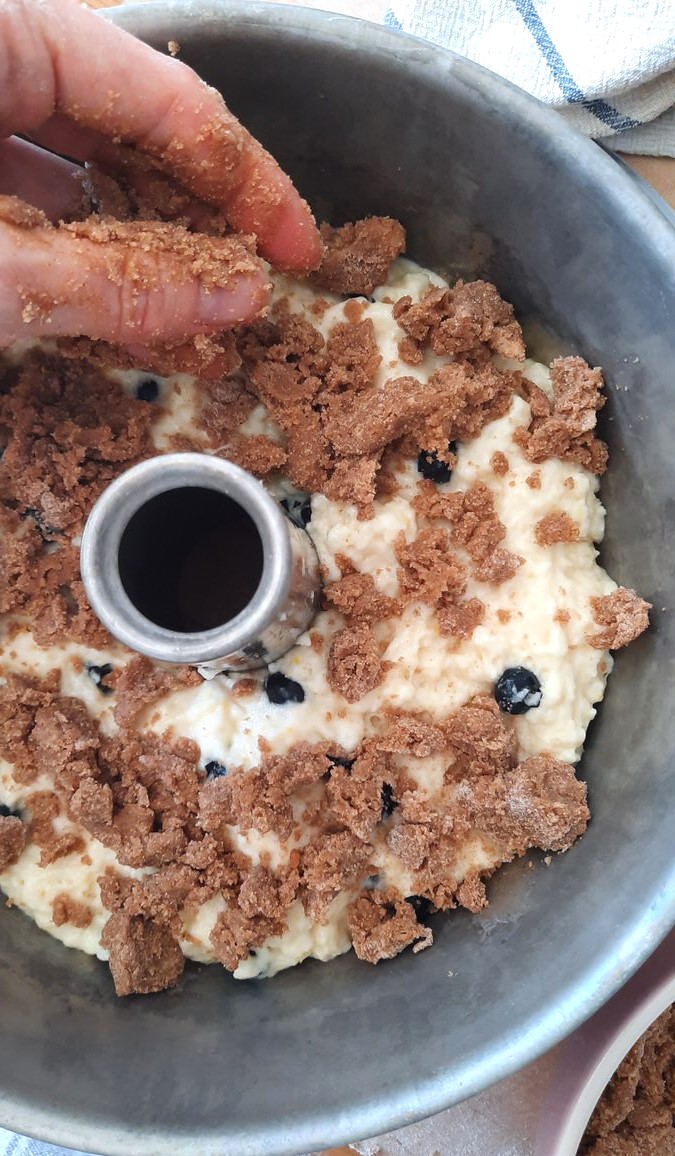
3, 4, 675, 1155
535, 931, 675, 1156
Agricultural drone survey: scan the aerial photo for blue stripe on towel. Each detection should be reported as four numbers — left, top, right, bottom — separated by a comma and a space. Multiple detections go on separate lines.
384, 8, 403, 29
510, 0, 642, 131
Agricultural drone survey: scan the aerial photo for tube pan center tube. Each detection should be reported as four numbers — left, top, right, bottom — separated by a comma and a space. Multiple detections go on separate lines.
79, 453, 321, 674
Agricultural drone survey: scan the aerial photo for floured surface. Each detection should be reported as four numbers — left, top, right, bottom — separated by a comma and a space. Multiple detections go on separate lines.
0, 245, 649, 994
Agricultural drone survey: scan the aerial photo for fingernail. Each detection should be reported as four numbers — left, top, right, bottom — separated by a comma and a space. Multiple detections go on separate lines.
260, 196, 323, 273
197, 275, 270, 326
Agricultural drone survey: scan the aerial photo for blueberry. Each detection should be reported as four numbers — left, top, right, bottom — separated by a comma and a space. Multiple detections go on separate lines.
406, 895, 435, 924
281, 494, 312, 528
323, 753, 355, 783
380, 782, 397, 819
23, 507, 58, 541
328, 754, 355, 772
264, 671, 305, 705
135, 378, 160, 402
417, 441, 458, 484
494, 667, 543, 715
0, 804, 20, 819
242, 640, 268, 661
205, 760, 227, 778
86, 663, 114, 695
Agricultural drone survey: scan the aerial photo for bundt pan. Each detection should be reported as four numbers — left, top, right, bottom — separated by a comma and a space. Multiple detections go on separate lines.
1, 4, 674, 1154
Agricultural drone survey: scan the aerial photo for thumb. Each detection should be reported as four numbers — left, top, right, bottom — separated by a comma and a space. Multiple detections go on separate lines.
0, 197, 270, 346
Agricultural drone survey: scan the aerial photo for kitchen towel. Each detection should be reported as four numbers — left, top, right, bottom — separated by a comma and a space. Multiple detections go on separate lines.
0, 1134, 91, 1156
276, 0, 675, 156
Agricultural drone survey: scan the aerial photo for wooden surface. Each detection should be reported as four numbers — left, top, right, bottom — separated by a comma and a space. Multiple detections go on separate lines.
623, 153, 675, 209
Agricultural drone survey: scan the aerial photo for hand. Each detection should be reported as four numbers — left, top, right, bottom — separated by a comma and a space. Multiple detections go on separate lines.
0, 0, 322, 348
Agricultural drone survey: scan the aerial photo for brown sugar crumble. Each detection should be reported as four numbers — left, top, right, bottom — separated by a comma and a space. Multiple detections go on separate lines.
393, 280, 526, 362
348, 889, 433, 964
52, 894, 93, 929
581, 1005, 675, 1156
0, 815, 27, 872
491, 451, 510, 476
414, 480, 524, 586
535, 510, 580, 547
111, 656, 202, 728
232, 286, 527, 519
514, 356, 609, 474
587, 588, 652, 650
101, 910, 185, 997
323, 568, 395, 624
327, 623, 384, 703
312, 217, 406, 296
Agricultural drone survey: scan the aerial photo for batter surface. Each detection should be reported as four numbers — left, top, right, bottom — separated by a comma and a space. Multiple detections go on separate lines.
0, 220, 650, 994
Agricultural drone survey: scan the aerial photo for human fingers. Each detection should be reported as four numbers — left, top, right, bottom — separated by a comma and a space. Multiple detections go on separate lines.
1, 0, 321, 270
0, 197, 270, 347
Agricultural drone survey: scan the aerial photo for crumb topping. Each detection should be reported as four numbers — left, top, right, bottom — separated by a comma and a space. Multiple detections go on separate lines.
393, 280, 526, 361
111, 656, 202, 728
323, 569, 395, 624
327, 623, 384, 703
0, 348, 155, 648
348, 888, 433, 964
210, 906, 281, 971
101, 910, 185, 997
376, 713, 447, 758
313, 218, 406, 296
325, 318, 382, 393
235, 303, 526, 514
223, 434, 287, 477
0, 815, 27, 872
581, 1005, 675, 1156
396, 526, 467, 605
443, 695, 517, 779
515, 356, 609, 474
436, 597, 486, 643
52, 894, 93, 928
491, 451, 509, 476
587, 588, 651, 650
325, 746, 389, 841
301, 829, 373, 924
415, 481, 524, 586
465, 753, 590, 855
27, 790, 86, 866
0, 658, 598, 988
535, 510, 580, 546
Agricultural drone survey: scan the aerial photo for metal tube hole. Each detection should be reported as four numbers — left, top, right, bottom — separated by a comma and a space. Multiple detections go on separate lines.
117, 486, 264, 634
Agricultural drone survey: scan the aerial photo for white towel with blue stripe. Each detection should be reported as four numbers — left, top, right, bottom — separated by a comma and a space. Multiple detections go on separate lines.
0, 1131, 91, 1156
286, 0, 675, 155
0, 3, 673, 1156
386, 0, 675, 154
